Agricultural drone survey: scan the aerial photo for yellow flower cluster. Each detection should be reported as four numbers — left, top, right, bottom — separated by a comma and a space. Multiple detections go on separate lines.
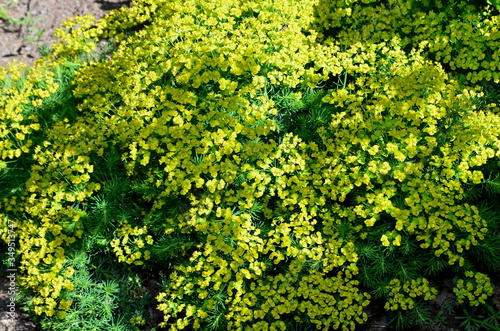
157, 231, 369, 330
0, 58, 97, 317
52, 15, 99, 57
313, 0, 500, 84
384, 278, 438, 311
318, 43, 497, 266
12, 219, 76, 318
0, 60, 57, 171
130, 316, 146, 326
380, 231, 401, 247
110, 221, 153, 265
453, 271, 494, 306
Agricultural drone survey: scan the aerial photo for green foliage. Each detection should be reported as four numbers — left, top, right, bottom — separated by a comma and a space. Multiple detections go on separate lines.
0, 3, 30, 26
487, 0, 500, 11
1, 0, 500, 330
37, 250, 151, 331
456, 303, 500, 331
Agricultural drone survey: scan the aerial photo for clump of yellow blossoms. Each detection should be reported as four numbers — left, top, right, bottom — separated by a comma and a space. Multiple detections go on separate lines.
110, 220, 153, 265
1, 0, 500, 329
454, 271, 494, 306
385, 278, 439, 311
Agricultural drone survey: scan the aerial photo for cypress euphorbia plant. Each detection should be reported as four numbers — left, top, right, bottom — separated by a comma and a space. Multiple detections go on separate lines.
1, 0, 500, 329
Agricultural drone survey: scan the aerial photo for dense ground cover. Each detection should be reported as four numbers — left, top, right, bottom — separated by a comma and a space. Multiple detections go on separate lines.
1, 0, 500, 330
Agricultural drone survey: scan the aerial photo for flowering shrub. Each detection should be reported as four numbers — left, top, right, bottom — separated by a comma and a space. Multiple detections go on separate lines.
1, 0, 500, 330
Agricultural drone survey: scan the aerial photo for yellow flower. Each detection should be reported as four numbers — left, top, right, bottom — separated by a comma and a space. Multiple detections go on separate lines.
393, 234, 402, 246
393, 169, 406, 182
470, 170, 483, 184
381, 234, 390, 247
364, 217, 376, 227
